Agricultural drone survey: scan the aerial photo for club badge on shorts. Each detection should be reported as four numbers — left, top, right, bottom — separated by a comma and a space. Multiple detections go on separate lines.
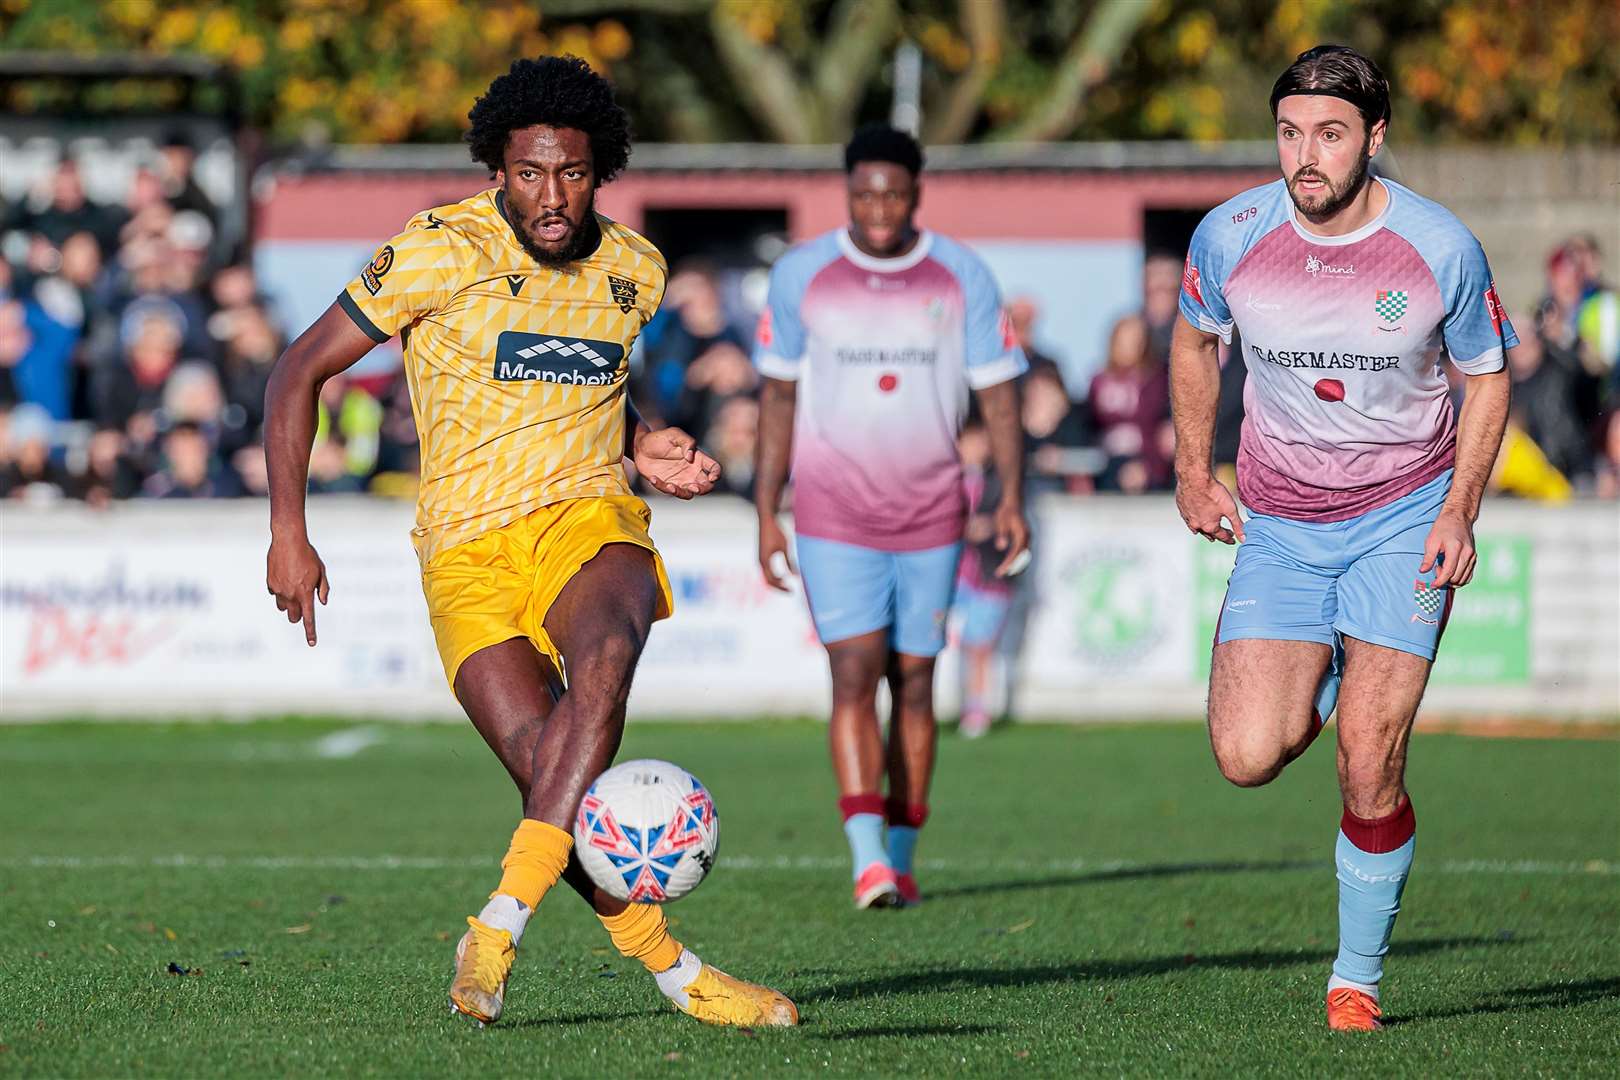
1411, 578, 1443, 625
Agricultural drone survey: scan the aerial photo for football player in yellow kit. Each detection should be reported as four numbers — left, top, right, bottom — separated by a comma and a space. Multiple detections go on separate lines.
264, 56, 796, 1029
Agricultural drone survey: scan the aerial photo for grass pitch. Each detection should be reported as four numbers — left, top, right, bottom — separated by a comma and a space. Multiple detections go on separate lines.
1, 719, 1616, 1077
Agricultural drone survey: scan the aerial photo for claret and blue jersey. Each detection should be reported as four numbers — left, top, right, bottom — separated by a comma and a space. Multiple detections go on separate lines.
754, 229, 1026, 552
1179, 177, 1518, 522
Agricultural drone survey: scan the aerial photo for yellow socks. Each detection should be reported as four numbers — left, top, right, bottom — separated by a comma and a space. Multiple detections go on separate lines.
495, 819, 572, 910
598, 902, 684, 974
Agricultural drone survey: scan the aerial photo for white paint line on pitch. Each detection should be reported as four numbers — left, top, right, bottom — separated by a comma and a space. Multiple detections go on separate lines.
2, 854, 1614, 876
313, 726, 387, 759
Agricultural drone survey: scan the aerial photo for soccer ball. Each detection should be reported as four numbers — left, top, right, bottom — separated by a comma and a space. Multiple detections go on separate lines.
573, 758, 719, 903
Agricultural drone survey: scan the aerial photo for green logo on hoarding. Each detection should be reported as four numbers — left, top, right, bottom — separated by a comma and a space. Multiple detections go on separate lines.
1066, 550, 1163, 661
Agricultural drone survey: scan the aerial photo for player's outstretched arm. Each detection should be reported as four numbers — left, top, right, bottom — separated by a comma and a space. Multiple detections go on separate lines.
263, 302, 378, 645
1423, 367, 1510, 588
754, 376, 797, 591
1170, 318, 1244, 545
624, 397, 722, 500
973, 378, 1031, 576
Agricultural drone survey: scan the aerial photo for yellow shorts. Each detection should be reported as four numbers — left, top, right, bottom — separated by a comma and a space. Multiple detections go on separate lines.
420, 495, 674, 689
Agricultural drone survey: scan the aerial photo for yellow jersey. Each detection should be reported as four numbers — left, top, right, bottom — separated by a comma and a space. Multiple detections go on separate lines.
338, 188, 667, 564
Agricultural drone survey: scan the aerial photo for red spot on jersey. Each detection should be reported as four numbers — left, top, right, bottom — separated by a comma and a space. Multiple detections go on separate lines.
1314, 379, 1346, 403
1484, 282, 1504, 336
755, 308, 773, 348
1182, 257, 1204, 306
878, 373, 899, 393
999, 309, 1017, 351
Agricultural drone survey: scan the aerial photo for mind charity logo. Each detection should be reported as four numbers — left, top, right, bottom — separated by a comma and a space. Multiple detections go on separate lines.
1375, 289, 1408, 323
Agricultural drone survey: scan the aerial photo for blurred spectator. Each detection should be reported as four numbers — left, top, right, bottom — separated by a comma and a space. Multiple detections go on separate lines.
1506, 310, 1591, 482
1, 404, 74, 501
635, 260, 749, 428
143, 421, 241, 499
1566, 234, 1619, 401
93, 309, 183, 432
156, 132, 221, 228
954, 419, 1018, 738
1022, 361, 1094, 494
0, 293, 78, 420
79, 427, 142, 506
1141, 253, 1183, 365
218, 302, 284, 430
3, 160, 122, 256
707, 394, 759, 500
669, 340, 757, 442
316, 374, 384, 484
1088, 314, 1171, 492
1592, 412, 1620, 499
1007, 297, 1058, 372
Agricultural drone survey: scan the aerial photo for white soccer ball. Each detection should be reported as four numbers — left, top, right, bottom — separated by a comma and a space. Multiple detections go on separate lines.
573, 758, 719, 903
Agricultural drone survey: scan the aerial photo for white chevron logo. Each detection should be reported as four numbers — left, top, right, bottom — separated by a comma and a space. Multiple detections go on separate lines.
515, 339, 611, 367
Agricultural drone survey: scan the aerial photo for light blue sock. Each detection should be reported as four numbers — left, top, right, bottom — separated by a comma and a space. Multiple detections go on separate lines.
1314, 638, 1344, 724
1333, 830, 1415, 987
843, 814, 888, 880
887, 826, 920, 876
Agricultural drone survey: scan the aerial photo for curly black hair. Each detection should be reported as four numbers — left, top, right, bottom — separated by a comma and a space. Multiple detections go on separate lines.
465, 56, 632, 183
844, 124, 924, 177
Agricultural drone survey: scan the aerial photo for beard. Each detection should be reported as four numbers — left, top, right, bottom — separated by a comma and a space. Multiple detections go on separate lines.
1286, 142, 1372, 222
511, 197, 601, 270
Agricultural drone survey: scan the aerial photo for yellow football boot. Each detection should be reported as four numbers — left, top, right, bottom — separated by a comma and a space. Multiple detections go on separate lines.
448, 917, 515, 1025
676, 964, 799, 1027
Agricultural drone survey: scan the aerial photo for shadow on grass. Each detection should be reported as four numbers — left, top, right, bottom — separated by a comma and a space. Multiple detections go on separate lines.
501, 1008, 669, 1029
813, 1023, 1004, 1041
798, 936, 1523, 1004
1385, 975, 1620, 1027
925, 858, 1320, 900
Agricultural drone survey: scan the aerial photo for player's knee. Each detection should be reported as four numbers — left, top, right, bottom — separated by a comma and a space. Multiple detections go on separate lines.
891, 665, 935, 713
568, 628, 644, 707
1209, 728, 1287, 788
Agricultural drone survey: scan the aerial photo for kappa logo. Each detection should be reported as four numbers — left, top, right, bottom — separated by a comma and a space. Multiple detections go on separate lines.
1245, 293, 1281, 314
360, 245, 394, 296
607, 274, 638, 314
493, 331, 625, 385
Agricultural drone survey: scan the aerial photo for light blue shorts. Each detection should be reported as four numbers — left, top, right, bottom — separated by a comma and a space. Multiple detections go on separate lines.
955, 582, 1014, 648
1216, 470, 1455, 661
796, 535, 962, 657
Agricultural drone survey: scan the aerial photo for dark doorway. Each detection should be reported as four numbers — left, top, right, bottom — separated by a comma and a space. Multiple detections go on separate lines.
640, 207, 789, 273
1142, 207, 1208, 261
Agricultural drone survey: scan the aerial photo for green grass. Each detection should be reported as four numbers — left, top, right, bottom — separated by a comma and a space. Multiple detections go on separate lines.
1, 719, 1616, 1077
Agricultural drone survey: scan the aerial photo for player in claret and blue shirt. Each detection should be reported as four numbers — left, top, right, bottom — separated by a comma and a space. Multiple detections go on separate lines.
1170, 45, 1517, 1032
753, 126, 1030, 910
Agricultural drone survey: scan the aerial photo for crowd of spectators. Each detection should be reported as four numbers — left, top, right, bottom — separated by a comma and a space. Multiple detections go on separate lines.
0, 148, 421, 505
3, 147, 1615, 506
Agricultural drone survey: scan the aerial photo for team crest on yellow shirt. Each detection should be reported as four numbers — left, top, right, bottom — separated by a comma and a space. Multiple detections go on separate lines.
607, 274, 638, 314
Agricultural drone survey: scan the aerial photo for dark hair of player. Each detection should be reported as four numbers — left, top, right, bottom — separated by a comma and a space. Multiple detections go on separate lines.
844, 124, 925, 177
1269, 45, 1392, 133
465, 56, 632, 183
